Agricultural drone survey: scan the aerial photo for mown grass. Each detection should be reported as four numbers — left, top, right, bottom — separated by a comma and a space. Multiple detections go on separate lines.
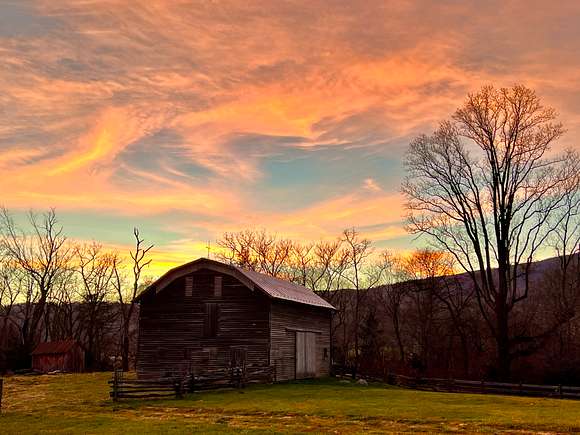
2, 372, 580, 433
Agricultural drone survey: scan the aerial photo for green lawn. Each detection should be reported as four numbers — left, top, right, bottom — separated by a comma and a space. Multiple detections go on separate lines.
1, 373, 580, 433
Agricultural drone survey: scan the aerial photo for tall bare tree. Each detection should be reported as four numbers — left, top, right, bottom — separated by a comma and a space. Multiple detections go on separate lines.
403, 84, 580, 379
114, 228, 153, 371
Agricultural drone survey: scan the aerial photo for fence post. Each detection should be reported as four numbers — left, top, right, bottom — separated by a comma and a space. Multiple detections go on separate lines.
480, 379, 485, 394
174, 378, 183, 399
187, 373, 194, 394
112, 369, 121, 402
0, 378, 3, 412
558, 384, 563, 399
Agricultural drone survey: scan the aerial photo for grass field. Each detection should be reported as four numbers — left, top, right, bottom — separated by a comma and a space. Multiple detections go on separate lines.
2, 373, 580, 433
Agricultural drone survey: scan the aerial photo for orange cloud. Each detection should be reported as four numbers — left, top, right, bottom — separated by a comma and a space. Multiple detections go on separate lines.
1, 0, 579, 276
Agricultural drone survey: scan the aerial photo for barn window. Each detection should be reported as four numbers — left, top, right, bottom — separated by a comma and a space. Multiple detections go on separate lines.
204, 302, 219, 337
185, 276, 193, 297
323, 347, 328, 360
214, 276, 222, 297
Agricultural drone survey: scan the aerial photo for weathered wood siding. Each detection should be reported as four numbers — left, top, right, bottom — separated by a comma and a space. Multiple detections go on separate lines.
270, 301, 331, 381
32, 346, 84, 373
137, 269, 270, 379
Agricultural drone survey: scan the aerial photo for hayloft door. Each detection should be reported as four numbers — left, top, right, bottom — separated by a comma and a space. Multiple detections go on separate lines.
295, 331, 316, 379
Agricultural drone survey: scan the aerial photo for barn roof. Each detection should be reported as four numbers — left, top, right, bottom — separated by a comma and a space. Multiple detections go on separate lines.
136, 258, 335, 310
32, 340, 79, 355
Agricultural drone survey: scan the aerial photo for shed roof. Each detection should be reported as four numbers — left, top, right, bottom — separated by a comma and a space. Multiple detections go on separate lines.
32, 340, 79, 355
136, 258, 335, 310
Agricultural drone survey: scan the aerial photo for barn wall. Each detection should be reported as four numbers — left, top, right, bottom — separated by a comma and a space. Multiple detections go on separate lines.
68, 346, 85, 372
33, 354, 64, 372
32, 347, 84, 373
137, 270, 271, 379
270, 301, 331, 381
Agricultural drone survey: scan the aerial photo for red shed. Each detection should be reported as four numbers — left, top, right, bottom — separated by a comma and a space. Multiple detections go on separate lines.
31, 340, 84, 373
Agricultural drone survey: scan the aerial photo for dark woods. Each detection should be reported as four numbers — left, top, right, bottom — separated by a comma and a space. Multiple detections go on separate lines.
0, 208, 151, 373
215, 229, 580, 384
1, 216, 578, 383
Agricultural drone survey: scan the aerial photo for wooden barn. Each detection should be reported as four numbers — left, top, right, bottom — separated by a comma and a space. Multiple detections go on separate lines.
31, 340, 84, 373
135, 258, 335, 382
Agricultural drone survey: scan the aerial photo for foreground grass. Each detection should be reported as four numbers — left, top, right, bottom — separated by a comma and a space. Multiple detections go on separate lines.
1, 373, 580, 433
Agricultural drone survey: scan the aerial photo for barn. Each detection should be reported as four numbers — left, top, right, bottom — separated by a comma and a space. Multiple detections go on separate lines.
135, 258, 335, 382
31, 340, 84, 373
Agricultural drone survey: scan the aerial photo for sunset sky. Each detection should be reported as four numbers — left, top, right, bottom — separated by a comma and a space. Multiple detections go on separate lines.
2, 1, 580, 275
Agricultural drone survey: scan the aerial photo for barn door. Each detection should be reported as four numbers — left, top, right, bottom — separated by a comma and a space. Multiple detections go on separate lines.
295, 331, 316, 379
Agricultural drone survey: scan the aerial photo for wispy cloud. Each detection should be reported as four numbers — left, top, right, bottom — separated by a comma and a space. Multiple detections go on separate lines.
1, 0, 579, 273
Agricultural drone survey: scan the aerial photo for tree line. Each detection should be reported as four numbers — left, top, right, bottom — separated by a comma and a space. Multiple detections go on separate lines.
0, 209, 152, 372
215, 227, 579, 383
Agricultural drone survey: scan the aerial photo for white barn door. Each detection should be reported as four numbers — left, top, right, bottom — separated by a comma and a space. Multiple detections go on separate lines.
295, 331, 316, 379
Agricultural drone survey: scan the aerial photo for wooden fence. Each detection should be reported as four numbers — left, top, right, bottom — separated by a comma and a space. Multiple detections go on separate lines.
109, 370, 184, 400
110, 365, 274, 401
387, 373, 580, 400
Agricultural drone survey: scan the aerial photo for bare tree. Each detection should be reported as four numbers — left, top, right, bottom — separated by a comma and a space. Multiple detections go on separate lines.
551, 171, 580, 294
45, 265, 77, 342
75, 242, 118, 369
217, 230, 294, 278
287, 242, 315, 286
0, 257, 21, 361
376, 280, 407, 363
216, 230, 258, 270
114, 228, 153, 371
362, 251, 408, 370
310, 240, 350, 295
0, 208, 72, 359
339, 228, 391, 376
253, 231, 293, 277
402, 84, 580, 379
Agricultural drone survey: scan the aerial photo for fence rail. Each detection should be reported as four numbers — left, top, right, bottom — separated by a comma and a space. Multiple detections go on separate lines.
110, 365, 274, 401
109, 371, 184, 400
387, 373, 580, 400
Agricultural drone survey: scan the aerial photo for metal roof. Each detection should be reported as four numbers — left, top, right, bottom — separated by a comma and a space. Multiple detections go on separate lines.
32, 340, 79, 355
136, 258, 335, 310
232, 266, 335, 309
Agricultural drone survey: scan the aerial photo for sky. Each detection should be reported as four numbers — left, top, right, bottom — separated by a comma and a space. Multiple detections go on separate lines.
1, 0, 580, 275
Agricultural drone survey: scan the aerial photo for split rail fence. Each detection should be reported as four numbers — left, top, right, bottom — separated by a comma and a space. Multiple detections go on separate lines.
387, 373, 580, 400
110, 365, 274, 401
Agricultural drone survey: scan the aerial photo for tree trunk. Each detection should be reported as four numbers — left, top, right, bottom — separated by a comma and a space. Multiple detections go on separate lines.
353, 290, 360, 377
495, 294, 511, 380
392, 309, 405, 363
121, 323, 130, 372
